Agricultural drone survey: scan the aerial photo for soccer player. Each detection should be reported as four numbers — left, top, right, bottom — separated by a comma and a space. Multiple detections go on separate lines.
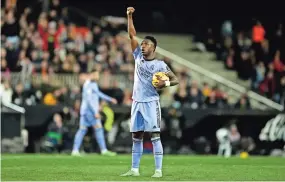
216, 126, 232, 158
120, 7, 179, 178
72, 70, 117, 156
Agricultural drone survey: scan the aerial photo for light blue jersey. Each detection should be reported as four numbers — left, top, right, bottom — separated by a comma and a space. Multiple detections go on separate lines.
80, 79, 113, 117
132, 46, 170, 102
131, 45, 170, 132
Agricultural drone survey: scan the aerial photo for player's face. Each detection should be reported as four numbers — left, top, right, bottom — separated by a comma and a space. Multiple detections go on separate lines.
90, 71, 99, 81
141, 39, 154, 57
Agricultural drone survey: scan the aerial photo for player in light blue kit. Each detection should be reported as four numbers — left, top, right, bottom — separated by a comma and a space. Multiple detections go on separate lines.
121, 7, 179, 178
72, 70, 117, 156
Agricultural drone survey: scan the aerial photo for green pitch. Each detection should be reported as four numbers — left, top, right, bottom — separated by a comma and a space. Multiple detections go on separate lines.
1, 154, 285, 181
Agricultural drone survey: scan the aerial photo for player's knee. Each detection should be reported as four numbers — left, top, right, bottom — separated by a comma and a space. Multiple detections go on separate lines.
151, 132, 160, 139
132, 131, 144, 139
79, 126, 87, 133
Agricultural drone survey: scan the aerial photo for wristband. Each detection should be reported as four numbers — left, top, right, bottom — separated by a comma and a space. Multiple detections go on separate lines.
165, 80, 170, 87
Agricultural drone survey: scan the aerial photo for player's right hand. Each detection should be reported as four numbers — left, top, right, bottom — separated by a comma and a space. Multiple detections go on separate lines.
95, 113, 101, 119
127, 7, 135, 15
111, 98, 118, 105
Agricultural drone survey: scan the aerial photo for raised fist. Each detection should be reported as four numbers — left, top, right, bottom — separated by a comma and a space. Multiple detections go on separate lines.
127, 7, 135, 15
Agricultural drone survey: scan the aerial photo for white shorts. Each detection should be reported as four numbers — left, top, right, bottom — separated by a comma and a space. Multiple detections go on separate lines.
130, 100, 161, 132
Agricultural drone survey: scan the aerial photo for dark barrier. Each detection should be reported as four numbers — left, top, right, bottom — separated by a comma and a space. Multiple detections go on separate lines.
179, 109, 285, 154
1, 106, 23, 139
112, 107, 285, 155
2, 104, 284, 154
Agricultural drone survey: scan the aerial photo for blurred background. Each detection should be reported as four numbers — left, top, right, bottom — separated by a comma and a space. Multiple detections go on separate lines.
1, 0, 284, 157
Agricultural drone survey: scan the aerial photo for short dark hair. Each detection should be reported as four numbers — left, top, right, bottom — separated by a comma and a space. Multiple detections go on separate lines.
90, 68, 98, 73
144, 36, 157, 49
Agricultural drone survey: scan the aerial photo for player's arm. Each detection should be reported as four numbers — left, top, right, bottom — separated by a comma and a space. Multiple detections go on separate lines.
127, 7, 139, 52
165, 70, 179, 87
94, 85, 117, 104
97, 90, 116, 103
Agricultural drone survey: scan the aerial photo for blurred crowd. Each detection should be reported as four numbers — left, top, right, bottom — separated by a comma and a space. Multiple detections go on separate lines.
1, 0, 136, 75
1, 0, 252, 111
201, 20, 285, 105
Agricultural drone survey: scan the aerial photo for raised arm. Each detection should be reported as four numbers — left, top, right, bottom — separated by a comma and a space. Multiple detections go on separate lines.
127, 7, 139, 52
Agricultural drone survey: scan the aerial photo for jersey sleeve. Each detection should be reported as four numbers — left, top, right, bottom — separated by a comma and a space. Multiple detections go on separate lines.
93, 83, 113, 102
160, 61, 171, 73
132, 45, 142, 63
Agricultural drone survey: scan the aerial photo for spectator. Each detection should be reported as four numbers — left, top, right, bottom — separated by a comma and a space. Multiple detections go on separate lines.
0, 80, 13, 104
43, 113, 67, 153
220, 93, 231, 108
100, 101, 115, 133
211, 85, 224, 99
202, 82, 211, 97
251, 62, 265, 91
1, 10, 20, 46
204, 91, 220, 108
235, 94, 251, 110
122, 89, 132, 106
174, 86, 188, 106
188, 85, 203, 109
12, 82, 26, 106
259, 71, 276, 99
43, 89, 61, 106
224, 48, 235, 70
236, 51, 254, 80
276, 76, 285, 105
70, 99, 81, 125
221, 20, 233, 38
252, 21, 265, 55
260, 40, 271, 66
273, 50, 284, 73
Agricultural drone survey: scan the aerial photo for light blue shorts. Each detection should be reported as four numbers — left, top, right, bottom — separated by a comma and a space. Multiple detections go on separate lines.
80, 114, 101, 127
130, 100, 161, 132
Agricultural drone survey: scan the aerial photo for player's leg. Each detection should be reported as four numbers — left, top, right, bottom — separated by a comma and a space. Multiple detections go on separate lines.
216, 129, 232, 157
224, 139, 232, 158
132, 131, 144, 171
151, 132, 163, 178
120, 131, 144, 177
121, 102, 144, 177
143, 100, 163, 178
217, 142, 225, 156
92, 119, 116, 156
72, 115, 89, 156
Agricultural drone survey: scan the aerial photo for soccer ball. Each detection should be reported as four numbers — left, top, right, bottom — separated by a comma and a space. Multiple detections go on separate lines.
152, 72, 169, 88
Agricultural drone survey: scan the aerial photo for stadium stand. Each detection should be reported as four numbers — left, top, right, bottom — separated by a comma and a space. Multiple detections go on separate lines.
199, 20, 285, 106
1, 0, 254, 112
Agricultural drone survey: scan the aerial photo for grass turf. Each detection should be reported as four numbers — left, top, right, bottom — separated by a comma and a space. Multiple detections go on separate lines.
1, 154, 285, 181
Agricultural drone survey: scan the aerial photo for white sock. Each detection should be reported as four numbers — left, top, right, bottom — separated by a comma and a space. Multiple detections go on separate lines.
131, 168, 139, 173
101, 149, 107, 153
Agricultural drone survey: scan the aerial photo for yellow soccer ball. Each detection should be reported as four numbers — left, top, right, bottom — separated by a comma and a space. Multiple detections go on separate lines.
152, 72, 169, 88
240, 152, 249, 159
